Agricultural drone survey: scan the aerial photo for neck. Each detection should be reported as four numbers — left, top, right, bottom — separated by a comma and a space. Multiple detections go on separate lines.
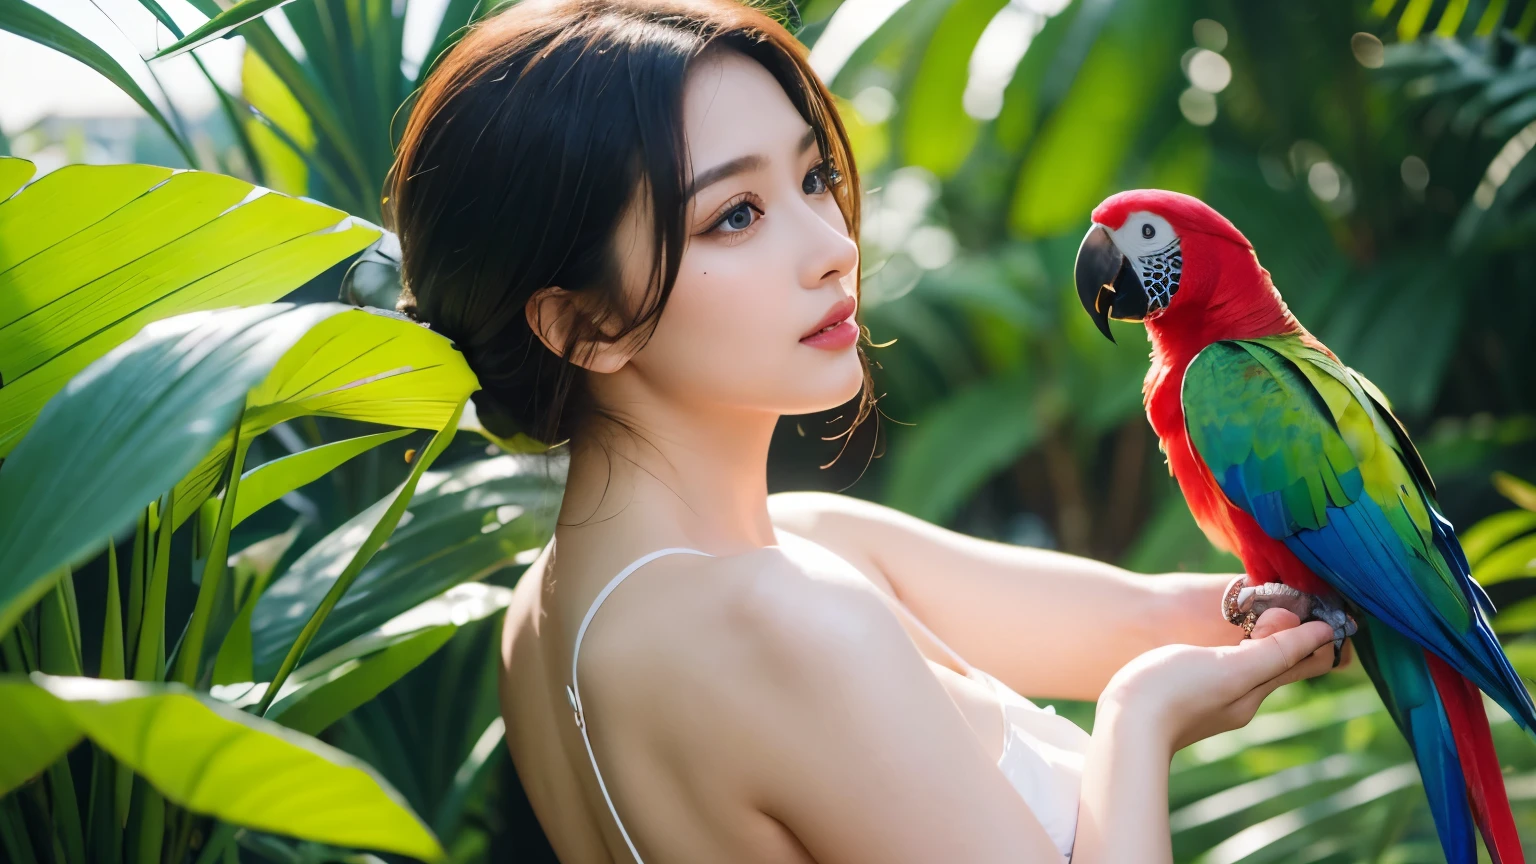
1147, 262, 1302, 370
557, 393, 780, 557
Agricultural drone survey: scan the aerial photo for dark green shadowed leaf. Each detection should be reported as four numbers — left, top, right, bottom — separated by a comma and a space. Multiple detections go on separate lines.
252, 455, 561, 678
884, 366, 1039, 523
256, 400, 468, 715
259, 582, 516, 736
100, 540, 125, 681
133, 489, 177, 684
172, 427, 254, 687
266, 626, 456, 736
213, 522, 307, 687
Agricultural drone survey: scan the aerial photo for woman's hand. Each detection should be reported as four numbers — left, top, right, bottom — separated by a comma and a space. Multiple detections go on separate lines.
1101, 608, 1339, 753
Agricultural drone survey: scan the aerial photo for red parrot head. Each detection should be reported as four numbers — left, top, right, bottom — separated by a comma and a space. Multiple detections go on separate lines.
1073, 189, 1253, 342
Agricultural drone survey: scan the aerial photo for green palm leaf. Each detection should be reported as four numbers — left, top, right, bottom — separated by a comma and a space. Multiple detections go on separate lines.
0, 304, 344, 637
0, 674, 444, 861
251, 455, 560, 678
152, 0, 303, 59
254, 583, 516, 736
167, 304, 480, 530
0, 156, 380, 457
0, 302, 478, 640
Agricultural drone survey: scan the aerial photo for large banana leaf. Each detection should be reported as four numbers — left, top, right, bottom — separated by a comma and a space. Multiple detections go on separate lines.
0, 156, 380, 457
1007, 0, 1181, 236
251, 455, 561, 678
169, 305, 478, 530
0, 674, 444, 861
896, 0, 1010, 177
0, 302, 477, 640
0, 304, 340, 637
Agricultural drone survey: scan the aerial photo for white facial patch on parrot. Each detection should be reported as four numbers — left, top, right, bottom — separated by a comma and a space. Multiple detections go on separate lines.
1108, 211, 1182, 315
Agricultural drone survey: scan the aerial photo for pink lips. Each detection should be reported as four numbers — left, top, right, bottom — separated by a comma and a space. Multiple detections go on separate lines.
799, 296, 858, 350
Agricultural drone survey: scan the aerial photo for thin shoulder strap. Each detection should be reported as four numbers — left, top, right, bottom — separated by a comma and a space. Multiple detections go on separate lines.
565, 546, 714, 864
879, 590, 978, 676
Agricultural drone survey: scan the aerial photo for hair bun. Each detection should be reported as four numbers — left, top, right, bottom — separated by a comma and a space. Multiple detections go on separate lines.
469, 387, 526, 440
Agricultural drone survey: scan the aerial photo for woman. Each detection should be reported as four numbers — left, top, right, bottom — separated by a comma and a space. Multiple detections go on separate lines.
384, 0, 1342, 860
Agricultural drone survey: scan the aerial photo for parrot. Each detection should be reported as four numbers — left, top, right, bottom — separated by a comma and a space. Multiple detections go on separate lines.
1073, 189, 1535, 863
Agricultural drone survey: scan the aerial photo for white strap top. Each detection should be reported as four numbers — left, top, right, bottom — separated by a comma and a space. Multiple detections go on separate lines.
566, 546, 1087, 863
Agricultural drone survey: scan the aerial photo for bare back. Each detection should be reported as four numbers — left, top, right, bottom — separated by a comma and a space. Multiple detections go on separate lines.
498, 529, 1016, 863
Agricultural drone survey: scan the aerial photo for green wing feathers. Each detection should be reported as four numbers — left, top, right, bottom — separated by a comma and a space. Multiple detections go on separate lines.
1181, 335, 1468, 630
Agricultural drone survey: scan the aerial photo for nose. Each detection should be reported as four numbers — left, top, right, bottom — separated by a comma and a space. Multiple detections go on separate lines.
795, 195, 859, 291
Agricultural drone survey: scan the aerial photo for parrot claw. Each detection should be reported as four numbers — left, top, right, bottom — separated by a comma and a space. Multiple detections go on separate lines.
1221, 576, 1358, 666
1308, 594, 1358, 668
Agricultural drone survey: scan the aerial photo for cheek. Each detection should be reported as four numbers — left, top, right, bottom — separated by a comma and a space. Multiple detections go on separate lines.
674, 242, 793, 345
636, 243, 862, 410
636, 247, 793, 388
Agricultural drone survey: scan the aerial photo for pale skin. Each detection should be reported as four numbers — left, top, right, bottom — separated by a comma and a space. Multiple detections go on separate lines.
497, 49, 1344, 863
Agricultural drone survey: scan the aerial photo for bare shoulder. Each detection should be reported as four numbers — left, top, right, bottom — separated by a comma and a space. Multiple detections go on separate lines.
571, 546, 901, 794
583, 544, 898, 718
587, 546, 1055, 862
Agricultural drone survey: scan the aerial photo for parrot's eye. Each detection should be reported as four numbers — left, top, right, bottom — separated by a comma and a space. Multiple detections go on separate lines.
1142, 224, 1155, 239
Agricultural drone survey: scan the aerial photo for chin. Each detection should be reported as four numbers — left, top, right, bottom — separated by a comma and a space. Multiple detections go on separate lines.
786, 358, 866, 415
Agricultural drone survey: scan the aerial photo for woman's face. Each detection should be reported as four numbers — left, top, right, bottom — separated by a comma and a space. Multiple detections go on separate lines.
607, 50, 864, 420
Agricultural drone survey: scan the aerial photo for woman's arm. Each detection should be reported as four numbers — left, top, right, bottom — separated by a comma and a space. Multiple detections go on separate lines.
768, 491, 1243, 701
695, 550, 1336, 863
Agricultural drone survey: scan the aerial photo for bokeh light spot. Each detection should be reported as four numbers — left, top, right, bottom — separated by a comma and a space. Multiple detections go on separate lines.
1187, 49, 1232, 93
1351, 32, 1384, 68
1193, 18, 1228, 52
1179, 88, 1217, 126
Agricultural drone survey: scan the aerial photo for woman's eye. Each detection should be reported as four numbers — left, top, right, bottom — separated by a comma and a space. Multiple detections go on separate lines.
803, 164, 833, 195
715, 201, 760, 234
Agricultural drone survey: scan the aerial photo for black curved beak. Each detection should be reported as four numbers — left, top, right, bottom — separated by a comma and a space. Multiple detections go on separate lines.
1073, 224, 1149, 343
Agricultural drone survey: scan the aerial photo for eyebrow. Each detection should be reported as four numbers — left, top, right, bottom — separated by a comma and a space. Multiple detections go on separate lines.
686, 127, 819, 200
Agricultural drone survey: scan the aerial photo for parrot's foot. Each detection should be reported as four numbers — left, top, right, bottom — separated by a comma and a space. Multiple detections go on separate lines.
1221, 577, 1358, 667
1308, 593, 1358, 668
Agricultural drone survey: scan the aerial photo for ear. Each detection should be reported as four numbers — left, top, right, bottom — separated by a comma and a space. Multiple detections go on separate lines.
524, 286, 635, 375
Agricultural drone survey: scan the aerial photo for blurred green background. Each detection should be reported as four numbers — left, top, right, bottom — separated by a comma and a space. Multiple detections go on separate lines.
4, 0, 1536, 860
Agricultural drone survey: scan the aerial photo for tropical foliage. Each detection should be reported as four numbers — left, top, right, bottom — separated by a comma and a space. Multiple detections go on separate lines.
0, 155, 560, 863
2, 0, 1536, 860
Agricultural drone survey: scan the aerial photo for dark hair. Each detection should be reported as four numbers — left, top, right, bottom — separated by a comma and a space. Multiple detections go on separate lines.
384, 0, 874, 448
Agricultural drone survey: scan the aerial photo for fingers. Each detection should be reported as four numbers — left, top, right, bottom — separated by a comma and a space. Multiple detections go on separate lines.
1240, 619, 1336, 682
1247, 607, 1355, 671
1230, 639, 1336, 718
1248, 607, 1302, 640
1264, 639, 1336, 690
